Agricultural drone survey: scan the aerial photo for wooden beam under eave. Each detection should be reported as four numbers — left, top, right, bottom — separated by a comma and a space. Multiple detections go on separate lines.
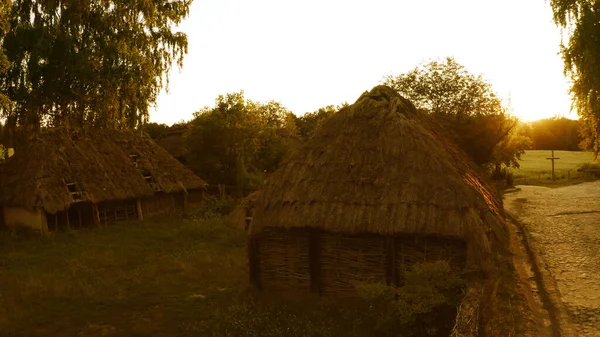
136, 199, 143, 221
248, 237, 261, 291
65, 208, 71, 230
182, 191, 189, 213
92, 204, 100, 226
308, 229, 321, 295
386, 236, 398, 287
40, 208, 49, 234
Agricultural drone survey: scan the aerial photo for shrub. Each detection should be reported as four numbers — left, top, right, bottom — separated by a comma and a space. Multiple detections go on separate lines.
355, 261, 466, 337
202, 261, 466, 337
189, 194, 238, 220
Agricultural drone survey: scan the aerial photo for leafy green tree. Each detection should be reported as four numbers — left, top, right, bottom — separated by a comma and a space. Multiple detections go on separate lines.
0, 0, 10, 111
528, 117, 582, 151
293, 103, 348, 140
184, 92, 297, 189
0, 0, 191, 134
143, 122, 170, 140
383, 57, 531, 169
550, 0, 600, 153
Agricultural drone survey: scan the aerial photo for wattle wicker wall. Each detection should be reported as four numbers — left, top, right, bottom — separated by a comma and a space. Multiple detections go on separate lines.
319, 233, 387, 297
254, 228, 311, 294
250, 228, 468, 297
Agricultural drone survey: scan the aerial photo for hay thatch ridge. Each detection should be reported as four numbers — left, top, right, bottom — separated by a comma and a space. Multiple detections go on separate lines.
249, 85, 506, 254
0, 127, 207, 213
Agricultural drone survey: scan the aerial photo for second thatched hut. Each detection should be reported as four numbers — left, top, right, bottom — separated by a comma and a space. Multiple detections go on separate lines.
239, 85, 507, 299
0, 128, 207, 232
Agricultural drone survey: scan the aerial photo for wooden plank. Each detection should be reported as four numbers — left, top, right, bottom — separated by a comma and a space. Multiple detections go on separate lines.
386, 236, 398, 286
92, 204, 100, 226
308, 229, 321, 295
182, 192, 189, 212
248, 237, 262, 291
136, 199, 143, 221
40, 209, 49, 234
65, 209, 71, 230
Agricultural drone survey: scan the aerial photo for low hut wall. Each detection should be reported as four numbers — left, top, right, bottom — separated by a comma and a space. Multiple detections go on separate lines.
97, 199, 138, 225
3, 206, 48, 232
251, 228, 311, 294
141, 192, 177, 218
319, 233, 387, 297
250, 228, 468, 297
46, 202, 97, 231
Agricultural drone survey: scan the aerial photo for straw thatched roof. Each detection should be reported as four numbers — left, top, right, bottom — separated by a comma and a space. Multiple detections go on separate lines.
249, 85, 506, 251
156, 123, 190, 159
0, 127, 207, 213
227, 190, 260, 230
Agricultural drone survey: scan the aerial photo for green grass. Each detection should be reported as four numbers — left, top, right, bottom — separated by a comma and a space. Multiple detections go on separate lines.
0, 215, 249, 337
510, 150, 600, 186
0, 211, 472, 337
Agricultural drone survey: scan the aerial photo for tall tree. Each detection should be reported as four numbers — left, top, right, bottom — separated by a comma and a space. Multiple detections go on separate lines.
550, 0, 600, 153
293, 104, 347, 140
383, 57, 531, 169
0, 0, 191, 134
184, 92, 298, 188
0, 0, 10, 110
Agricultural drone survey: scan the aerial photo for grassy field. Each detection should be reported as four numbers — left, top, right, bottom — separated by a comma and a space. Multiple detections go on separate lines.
0, 210, 468, 337
0, 215, 250, 337
510, 150, 600, 186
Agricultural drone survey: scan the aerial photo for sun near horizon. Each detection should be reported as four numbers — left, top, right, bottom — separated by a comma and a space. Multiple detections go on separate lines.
151, 0, 577, 126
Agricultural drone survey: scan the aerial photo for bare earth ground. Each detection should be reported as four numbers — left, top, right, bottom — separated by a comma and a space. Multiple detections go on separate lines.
505, 181, 600, 336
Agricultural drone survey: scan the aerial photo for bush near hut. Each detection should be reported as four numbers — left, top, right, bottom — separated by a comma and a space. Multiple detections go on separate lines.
355, 261, 466, 337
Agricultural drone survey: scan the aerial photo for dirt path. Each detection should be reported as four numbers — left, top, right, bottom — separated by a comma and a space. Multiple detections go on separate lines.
505, 181, 600, 336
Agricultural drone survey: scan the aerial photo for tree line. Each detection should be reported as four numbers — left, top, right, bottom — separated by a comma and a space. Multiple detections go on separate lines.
141, 58, 584, 190
0, 1, 596, 187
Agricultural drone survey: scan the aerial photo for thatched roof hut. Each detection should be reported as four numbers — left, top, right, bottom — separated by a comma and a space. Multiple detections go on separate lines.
156, 123, 190, 161
0, 127, 207, 232
227, 190, 260, 232
244, 86, 507, 311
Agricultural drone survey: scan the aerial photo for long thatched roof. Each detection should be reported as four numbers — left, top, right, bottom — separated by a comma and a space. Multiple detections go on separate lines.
248, 85, 507, 252
0, 128, 207, 213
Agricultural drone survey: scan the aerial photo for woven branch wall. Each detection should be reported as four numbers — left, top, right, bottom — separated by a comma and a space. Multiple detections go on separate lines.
319, 233, 387, 297
253, 228, 468, 297
396, 235, 467, 282
255, 228, 311, 293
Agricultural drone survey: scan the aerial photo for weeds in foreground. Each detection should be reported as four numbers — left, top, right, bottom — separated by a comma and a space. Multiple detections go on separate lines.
1, 214, 465, 337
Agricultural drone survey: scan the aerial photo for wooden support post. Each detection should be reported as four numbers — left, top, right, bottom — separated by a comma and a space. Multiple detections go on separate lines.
54, 213, 59, 232
309, 229, 321, 295
65, 209, 71, 230
77, 209, 82, 228
386, 236, 398, 287
40, 210, 49, 234
546, 150, 560, 182
248, 236, 262, 291
182, 192, 189, 212
92, 204, 100, 226
136, 199, 144, 221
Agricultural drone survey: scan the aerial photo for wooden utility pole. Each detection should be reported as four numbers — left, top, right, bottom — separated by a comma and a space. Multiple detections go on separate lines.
546, 150, 560, 182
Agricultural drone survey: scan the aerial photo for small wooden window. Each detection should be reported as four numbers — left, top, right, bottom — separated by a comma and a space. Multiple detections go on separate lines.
140, 169, 161, 192
130, 154, 140, 168
66, 182, 83, 201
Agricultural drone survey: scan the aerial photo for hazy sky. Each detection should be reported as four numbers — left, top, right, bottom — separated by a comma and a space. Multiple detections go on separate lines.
151, 0, 577, 125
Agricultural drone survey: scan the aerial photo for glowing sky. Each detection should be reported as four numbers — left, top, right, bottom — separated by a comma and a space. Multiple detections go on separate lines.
151, 0, 577, 125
